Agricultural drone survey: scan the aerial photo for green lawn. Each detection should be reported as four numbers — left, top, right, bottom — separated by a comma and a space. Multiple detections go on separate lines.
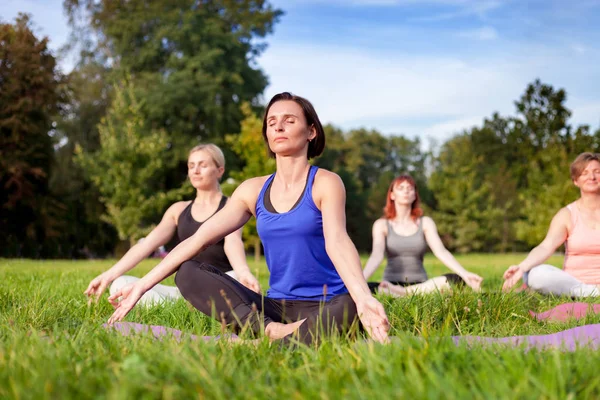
2, 254, 600, 399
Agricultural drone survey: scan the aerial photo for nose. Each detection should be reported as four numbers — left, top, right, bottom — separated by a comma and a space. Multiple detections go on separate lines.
274, 119, 284, 131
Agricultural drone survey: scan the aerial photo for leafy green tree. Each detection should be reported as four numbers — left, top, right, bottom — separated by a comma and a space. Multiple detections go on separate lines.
0, 14, 65, 257
225, 103, 275, 260
63, 0, 282, 143
50, 61, 118, 257
515, 144, 578, 247
76, 79, 189, 246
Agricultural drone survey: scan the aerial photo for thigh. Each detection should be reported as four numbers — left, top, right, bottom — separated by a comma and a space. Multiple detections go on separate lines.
404, 276, 451, 295
290, 295, 359, 330
109, 275, 141, 296
525, 264, 576, 290
175, 261, 259, 309
176, 261, 286, 321
151, 282, 181, 300
526, 264, 598, 297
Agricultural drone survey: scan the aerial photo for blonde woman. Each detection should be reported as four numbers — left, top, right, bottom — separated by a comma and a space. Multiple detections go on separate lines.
84, 144, 260, 306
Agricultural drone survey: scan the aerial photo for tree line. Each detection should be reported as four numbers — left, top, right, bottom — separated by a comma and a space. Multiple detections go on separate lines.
1, 2, 599, 258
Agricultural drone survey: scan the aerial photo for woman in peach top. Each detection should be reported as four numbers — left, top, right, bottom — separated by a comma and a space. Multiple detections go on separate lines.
503, 152, 600, 297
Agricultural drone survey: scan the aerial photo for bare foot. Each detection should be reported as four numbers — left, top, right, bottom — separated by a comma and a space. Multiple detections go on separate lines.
265, 319, 307, 341
378, 281, 407, 297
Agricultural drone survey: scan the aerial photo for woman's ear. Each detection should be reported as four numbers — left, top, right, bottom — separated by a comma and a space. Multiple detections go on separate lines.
308, 124, 317, 142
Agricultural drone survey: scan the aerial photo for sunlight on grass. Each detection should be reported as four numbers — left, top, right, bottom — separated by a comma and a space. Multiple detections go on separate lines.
1, 254, 599, 399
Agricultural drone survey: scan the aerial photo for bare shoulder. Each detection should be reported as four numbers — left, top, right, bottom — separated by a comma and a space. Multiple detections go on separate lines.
312, 169, 344, 210
233, 176, 270, 197
166, 200, 191, 220
553, 206, 572, 227
373, 218, 388, 235
315, 168, 343, 184
314, 168, 344, 193
421, 216, 437, 232
231, 175, 271, 214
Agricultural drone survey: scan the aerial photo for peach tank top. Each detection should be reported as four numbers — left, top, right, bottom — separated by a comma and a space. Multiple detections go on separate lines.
563, 202, 600, 284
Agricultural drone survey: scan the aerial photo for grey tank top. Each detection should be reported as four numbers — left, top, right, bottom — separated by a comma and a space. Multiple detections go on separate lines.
383, 219, 429, 283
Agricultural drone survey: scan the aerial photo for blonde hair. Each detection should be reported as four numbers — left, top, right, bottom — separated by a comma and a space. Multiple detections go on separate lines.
570, 152, 600, 180
189, 144, 225, 169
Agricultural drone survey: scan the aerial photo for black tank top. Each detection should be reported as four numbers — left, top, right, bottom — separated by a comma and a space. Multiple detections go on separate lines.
176, 196, 232, 273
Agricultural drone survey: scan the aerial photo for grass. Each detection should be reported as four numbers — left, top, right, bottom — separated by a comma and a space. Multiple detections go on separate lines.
2, 254, 600, 399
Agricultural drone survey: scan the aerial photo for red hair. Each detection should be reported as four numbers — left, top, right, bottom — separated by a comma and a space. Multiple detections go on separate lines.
383, 175, 423, 221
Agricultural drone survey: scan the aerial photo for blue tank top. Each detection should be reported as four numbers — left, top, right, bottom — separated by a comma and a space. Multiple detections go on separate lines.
256, 166, 348, 301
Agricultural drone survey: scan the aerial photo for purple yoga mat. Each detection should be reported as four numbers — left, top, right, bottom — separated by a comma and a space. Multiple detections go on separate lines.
452, 324, 600, 351
103, 322, 238, 342
530, 303, 600, 322
105, 322, 600, 351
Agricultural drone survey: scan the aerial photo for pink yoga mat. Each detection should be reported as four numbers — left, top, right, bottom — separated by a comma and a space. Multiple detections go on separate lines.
530, 303, 600, 322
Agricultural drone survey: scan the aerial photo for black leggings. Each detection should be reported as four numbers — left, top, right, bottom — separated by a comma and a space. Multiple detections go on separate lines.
368, 273, 465, 293
174, 261, 360, 345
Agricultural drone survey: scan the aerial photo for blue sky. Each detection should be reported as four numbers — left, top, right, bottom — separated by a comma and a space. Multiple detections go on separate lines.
2, 0, 600, 143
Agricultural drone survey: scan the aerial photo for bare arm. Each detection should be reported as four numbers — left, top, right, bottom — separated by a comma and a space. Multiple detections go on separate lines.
84, 202, 183, 300
224, 227, 261, 293
422, 216, 470, 275
362, 219, 387, 280
108, 181, 257, 323
422, 217, 483, 290
503, 208, 570, 290
316, 171, 389, 343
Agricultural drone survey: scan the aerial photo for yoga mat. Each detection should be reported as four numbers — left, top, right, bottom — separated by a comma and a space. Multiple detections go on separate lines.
530, 303, 600, 322
105, 322, 600, 350
103, 322, 238, 342
452, 324, 600, 351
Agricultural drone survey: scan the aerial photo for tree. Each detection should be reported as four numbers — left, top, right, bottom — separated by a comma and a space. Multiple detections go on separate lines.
76, 79, 189, 246
0, 14, 65, 257
515, 144, 578, 247
225, 103, 275, 260
50, 61, 118, 257
63, 0, 282, 143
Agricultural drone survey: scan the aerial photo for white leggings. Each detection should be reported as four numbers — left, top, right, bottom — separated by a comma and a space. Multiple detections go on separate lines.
524, 264, 600, 298
109, 270, 238, 307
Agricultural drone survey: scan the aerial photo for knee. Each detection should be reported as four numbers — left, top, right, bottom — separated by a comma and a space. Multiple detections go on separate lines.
431, 276, 451, 291
443, 273, 465, 287
526, 264, 555, 291
109, 275, 138, 296
174, 262, 194, 298
328, 294, 358, 325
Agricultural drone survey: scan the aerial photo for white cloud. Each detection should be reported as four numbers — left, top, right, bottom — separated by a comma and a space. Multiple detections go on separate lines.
422, 116, 484, 137
408, 0, 504, 22
258, 39, 600, 141
457, 26, 498, 41
259, 43, 525, 140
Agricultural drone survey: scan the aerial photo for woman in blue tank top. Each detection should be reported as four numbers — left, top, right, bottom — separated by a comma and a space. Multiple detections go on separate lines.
106, 92, 390, 345
84, 144, 260, 306
363, 175, 483, 296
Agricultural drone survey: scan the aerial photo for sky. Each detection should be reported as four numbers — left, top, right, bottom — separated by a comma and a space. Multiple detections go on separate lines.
2, 0, 600, 144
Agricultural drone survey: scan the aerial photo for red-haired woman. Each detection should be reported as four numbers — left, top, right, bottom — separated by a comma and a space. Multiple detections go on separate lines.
363, 175, 483, 296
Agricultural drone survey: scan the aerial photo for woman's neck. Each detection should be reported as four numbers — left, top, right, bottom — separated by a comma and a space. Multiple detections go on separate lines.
391, 205, 412, 223
579, 192, 600, 211
275, 155, 310, 188
194, 187, 222, 204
